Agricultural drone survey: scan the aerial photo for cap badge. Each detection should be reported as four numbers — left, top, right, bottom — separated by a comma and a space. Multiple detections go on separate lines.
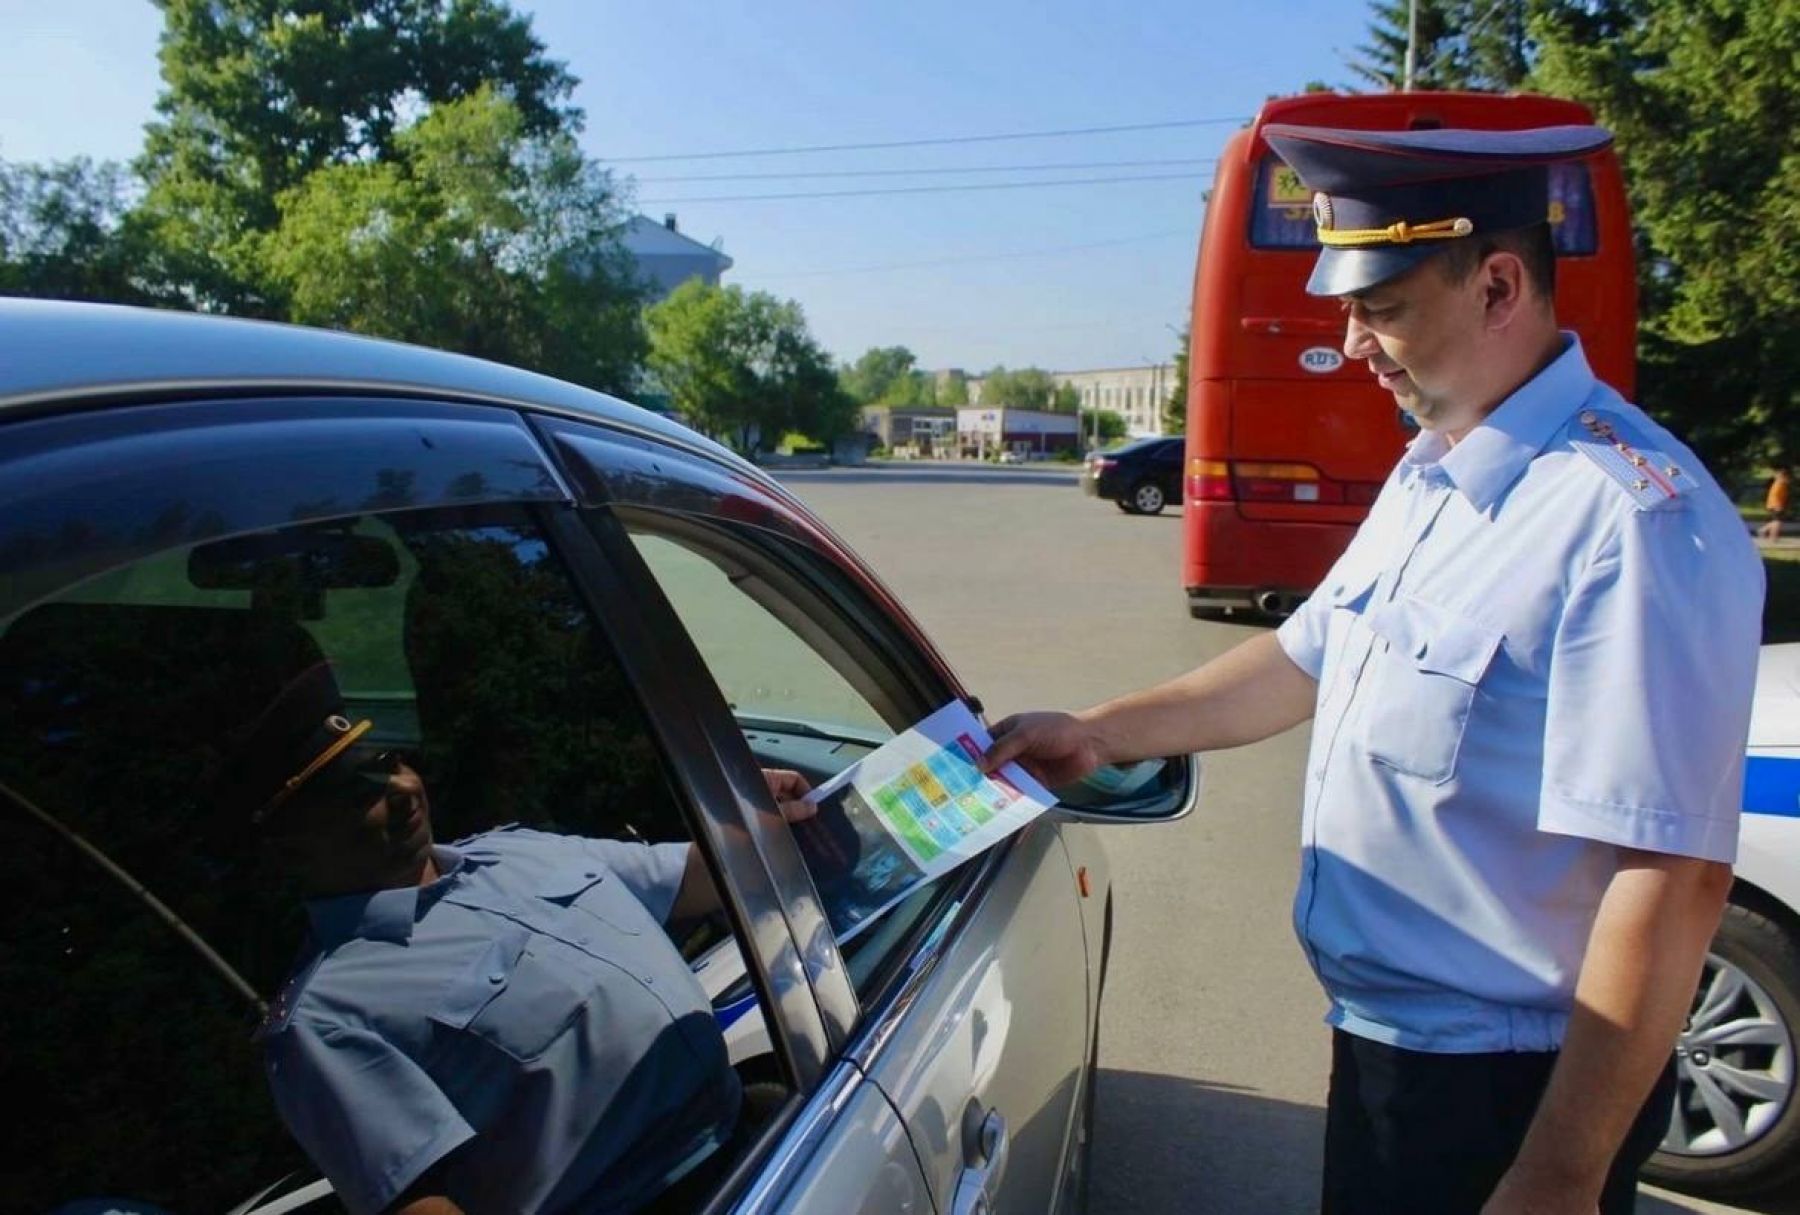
1312, 192, 1334, 232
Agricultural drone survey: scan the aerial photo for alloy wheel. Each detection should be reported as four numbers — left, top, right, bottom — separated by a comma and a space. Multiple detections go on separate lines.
1662, 950, 1796, 1158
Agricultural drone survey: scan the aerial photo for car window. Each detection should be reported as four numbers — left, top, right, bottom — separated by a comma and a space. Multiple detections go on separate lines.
0, 503, 782, 1214
619, 512, 965, 997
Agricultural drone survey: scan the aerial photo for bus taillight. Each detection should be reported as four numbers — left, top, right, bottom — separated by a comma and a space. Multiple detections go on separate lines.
1189, 458, 1381, 505
1188, 459, 1234, 501
1234, 461, 1331, 503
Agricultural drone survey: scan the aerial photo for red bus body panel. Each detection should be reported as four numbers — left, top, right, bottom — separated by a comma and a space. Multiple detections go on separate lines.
1182, 92, 1636, 612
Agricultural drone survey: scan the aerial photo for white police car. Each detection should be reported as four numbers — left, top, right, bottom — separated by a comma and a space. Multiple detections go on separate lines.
1644, 642, 1800, 1196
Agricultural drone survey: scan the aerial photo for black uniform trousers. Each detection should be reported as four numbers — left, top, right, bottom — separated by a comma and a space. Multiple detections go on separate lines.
1322, 1029, 1679, 1215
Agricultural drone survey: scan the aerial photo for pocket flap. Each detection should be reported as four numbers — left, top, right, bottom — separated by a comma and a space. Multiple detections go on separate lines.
536, 860, 610, 903
431, 925, 529, 1030
1323, 566, 1380, 611
1364, 595, 1501, 684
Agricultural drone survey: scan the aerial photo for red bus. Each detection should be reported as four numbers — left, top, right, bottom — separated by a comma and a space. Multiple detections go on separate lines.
1181, 92, 1635, 618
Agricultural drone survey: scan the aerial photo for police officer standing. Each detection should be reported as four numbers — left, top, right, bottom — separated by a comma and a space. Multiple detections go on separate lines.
984, 124, 1763, 1214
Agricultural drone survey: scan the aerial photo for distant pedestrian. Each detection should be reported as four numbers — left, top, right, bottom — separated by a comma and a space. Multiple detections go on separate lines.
1760, 469, 1789, 541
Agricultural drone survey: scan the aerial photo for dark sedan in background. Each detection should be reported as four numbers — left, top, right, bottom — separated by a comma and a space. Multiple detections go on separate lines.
1082, 436, 1184, 515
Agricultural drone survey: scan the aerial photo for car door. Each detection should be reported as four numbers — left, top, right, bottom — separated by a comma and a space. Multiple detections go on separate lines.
0, 393, 836, 1215
533, 414, 1139, 1215
1159, 438, 1187, 501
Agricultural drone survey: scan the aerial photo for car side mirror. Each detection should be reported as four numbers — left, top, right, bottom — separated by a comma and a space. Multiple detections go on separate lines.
1049, 753, 1201, 824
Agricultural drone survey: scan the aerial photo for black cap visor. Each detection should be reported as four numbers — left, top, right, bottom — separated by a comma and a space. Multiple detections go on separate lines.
1306, 242, 1448, 297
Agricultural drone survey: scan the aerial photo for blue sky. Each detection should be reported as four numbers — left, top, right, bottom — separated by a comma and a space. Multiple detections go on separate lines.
0, 0, 1376, 371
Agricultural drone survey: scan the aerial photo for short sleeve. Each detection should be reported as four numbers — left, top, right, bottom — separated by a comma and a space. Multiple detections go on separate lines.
580, 837, 691, 923
1277, 538, 1374, 680
264, 1019, 474, 1215
1276, 589, 1331, 681
1539, 510, 1763, 861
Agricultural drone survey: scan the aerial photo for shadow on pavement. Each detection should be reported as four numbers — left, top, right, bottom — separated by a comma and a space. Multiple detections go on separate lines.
1085, 1067, 1797, 1215
1086, 1069, 1324, 1214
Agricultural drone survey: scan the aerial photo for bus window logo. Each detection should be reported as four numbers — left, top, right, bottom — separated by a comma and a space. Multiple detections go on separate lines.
1300, 347, 1344, 374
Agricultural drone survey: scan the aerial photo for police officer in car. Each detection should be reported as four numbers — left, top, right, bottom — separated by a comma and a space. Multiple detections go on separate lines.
984, 124, 1762, 1214
230, 661, 810, 1215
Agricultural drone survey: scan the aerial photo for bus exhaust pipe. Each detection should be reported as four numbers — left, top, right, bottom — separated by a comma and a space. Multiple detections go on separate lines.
1255, 591, 1301, 616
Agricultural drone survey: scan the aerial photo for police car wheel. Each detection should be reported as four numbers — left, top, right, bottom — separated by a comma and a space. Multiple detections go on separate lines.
1129, 482, 1166, 515
1642, 901, 1800, 1197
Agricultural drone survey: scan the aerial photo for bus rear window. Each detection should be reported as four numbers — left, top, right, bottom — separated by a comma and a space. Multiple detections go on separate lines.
1249, 159, 1318, 249
1546, 162, 1597, 256
1248, 157, 1600, 256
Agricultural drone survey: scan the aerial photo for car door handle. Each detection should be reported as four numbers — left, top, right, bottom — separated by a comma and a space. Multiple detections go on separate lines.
950, 1107, 1009, 1215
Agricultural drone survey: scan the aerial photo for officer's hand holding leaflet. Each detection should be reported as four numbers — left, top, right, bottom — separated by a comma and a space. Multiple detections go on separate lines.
226, 662, 790, 1215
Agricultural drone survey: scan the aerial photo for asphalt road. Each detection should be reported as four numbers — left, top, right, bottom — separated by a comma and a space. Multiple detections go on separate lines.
771, 463, 1791, 1215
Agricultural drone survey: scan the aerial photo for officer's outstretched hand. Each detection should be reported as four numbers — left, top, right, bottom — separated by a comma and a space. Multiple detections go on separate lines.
980, 712, 1105, 788
762, 768, 817, 823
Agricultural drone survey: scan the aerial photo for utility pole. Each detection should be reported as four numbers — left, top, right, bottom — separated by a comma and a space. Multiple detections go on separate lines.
1403, 0, 1419, 91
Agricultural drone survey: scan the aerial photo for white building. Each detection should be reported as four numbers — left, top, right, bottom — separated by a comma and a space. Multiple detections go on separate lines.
620, 214, 734, 301
956, 407, 1081, 459
947, 362, 1175, 440
1055, 364, 1174, 437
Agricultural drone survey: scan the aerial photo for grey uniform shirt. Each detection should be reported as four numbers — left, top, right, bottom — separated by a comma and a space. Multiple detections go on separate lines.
260, 828, 739, 1215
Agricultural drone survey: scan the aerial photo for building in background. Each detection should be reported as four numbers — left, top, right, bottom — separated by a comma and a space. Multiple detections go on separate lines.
861, 405, 958, 456
620, 214, 734, 300
956, 407, 1080, 459
947, 362, 1174, 440
1055, 364, 1173, 437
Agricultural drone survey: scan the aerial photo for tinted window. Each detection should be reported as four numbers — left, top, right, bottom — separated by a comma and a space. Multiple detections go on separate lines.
1250, 157, 1319, 249
1249, 155, 1601, 255
0, 504, 760, 1212
1547, 162, 1598, 256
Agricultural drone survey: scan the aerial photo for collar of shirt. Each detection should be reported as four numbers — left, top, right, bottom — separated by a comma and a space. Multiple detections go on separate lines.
303, 842, 471, 948
1397, 333, 1597, 514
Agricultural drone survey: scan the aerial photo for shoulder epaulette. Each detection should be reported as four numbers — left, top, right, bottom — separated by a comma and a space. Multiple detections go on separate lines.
253, 951, 322, 1042
1566, 408, 1699, 510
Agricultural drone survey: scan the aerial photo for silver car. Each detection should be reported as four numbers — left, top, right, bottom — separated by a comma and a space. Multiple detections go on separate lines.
0, 300, 1195, 1215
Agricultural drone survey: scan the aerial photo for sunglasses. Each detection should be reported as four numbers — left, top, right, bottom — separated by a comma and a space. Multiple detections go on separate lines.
255, 729, 419, 824
302, 744, 413, 809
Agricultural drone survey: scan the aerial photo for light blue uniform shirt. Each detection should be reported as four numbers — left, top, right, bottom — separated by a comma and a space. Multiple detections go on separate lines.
1276, 335, 1763, 1053
260, 828, 738, 1215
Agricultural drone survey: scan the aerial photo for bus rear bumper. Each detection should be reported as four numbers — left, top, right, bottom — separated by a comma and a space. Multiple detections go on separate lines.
1183, 502, 1355, 614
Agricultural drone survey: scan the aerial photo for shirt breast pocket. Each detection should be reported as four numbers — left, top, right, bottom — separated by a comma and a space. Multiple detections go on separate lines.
430, 926, 583, 1061
1358, 596, 1502, 785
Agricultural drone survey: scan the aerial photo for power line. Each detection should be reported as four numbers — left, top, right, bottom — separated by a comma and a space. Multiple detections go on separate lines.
754, 229, 1196, 281
638, 170, 1206, 205
635, 157, 1217, 184
607, 117, 1248, 163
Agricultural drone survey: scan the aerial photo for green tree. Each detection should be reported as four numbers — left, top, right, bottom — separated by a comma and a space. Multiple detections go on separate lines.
1532, 0, 1799, 476
1346, 0, 1534, 91
647, 280, 855, 454
938, 370, 970, 406
842, 345, 917, 404
1081, 408, 1129, 444
264, 88, 644, 394
979, 366, 1057, 409
0, 158, 158, 304
1052, 382, 1081, 412
135, 0, 579, 312
1163, 324, 1190, 434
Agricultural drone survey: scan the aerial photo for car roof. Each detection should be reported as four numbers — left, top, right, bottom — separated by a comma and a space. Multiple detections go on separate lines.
0, 298, 747, 469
